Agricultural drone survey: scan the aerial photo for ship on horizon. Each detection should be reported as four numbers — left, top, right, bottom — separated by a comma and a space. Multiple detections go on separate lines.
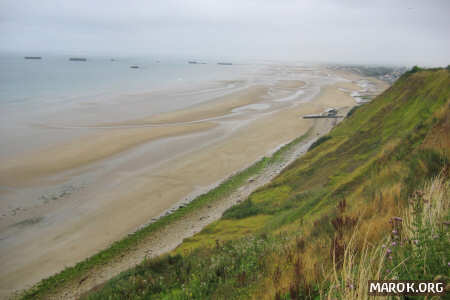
188, 60, 207, 64
69, 57, 87, 62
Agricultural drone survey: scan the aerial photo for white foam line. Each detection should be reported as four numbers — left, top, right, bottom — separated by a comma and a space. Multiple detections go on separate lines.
273, 89, 305, 102
231, 103, 271, 113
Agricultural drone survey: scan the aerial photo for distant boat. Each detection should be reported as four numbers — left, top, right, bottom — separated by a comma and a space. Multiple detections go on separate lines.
24, 56, 42, 60
110, 58, 116, 62
69, 57, 87, 61
130, 65, 139, 69
188, 60, 207, 64
218, 62, 232, 65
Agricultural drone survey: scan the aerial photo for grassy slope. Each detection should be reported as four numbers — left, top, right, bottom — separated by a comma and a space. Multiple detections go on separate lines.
32, 68, 450, 299
82, 68, 450, 299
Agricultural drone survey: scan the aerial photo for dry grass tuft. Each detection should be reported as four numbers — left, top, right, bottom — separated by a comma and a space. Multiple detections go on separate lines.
322, 171, 449, 300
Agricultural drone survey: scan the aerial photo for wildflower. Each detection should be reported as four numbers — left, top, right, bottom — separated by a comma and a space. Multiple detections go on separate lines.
382, 244, 386, 248
391, 241, 397, 246
448, 262, 450, 267
392, 217, 403, 222
392, 230, 398, 235
386, 268, 390, 273
386, 248, 392, 254
388, 256, 393, 260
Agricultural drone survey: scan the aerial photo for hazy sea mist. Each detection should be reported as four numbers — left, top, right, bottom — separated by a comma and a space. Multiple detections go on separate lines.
0, 53, 257, 110
0, 53, 268, 158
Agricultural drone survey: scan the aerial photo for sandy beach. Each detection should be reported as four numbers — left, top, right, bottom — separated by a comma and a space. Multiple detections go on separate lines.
0, 65, 388, 298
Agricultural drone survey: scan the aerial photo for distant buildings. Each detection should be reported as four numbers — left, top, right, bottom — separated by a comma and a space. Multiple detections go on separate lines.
329, 64, 406, 84
324, 108, 338, 116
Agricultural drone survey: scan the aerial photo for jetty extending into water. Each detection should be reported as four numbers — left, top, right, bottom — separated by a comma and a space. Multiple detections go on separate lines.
303, 108, 343, 119
24, 56, 42, 60
303, 115, 343, 119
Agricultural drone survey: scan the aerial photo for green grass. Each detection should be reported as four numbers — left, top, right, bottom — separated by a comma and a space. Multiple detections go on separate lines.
175, 215, 271, 254
25, 67, 450, 299
19, 125, 313, 299
83, 67, 449, 299
308, 135, 331, 151
85, 234, 281, 300
388, 180, 450, 282
322, 175, 449, 300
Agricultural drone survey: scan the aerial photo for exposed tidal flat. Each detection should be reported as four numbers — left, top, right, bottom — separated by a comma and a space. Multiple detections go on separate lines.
0, 63, 387, 297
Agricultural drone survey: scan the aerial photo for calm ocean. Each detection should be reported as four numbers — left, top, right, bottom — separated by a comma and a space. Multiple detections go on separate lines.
0, 53, 256, 109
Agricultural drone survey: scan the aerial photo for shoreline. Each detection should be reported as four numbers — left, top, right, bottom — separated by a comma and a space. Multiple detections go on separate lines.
0, 66, 388, 298
20, 116, 330, 300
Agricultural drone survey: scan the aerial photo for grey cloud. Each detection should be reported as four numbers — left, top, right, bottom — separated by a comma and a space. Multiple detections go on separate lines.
0, 0, 449, 66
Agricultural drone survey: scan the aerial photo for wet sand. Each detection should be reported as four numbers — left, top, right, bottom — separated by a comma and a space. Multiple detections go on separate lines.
0, 123, 216, 187
0, 65, 388, 298
55, 108, 341, 300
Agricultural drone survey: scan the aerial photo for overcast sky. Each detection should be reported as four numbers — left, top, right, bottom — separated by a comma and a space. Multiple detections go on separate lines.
1, 0, 449, 66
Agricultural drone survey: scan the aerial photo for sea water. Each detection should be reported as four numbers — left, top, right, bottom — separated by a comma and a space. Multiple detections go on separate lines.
0, 53, 256, 110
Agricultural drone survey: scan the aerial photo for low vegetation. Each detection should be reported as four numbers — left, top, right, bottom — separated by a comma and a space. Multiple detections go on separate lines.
19, 122, 313, 299
308, 135, 331, 151
323, 173, 449, 299
22, 67, 450, 299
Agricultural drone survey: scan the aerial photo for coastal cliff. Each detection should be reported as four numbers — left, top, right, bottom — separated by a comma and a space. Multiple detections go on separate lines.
21, 67, 449, 299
